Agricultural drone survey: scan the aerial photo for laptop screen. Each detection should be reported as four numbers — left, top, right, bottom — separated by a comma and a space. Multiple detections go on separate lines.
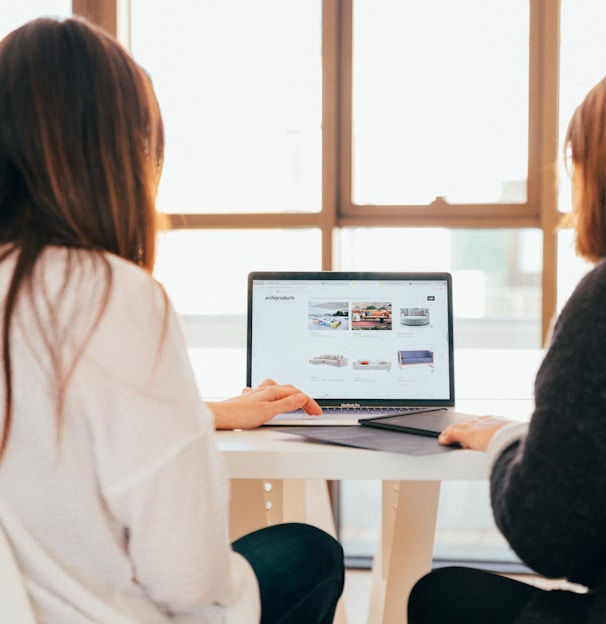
247, 272, 455, 408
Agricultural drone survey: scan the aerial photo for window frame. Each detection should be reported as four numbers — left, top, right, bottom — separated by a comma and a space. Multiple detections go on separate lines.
73, 0, 562, 344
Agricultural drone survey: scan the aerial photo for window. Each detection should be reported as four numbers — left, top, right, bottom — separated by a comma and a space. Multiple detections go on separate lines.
1, 1, 70, 39
351, 0, 529, 207
339, 227, 542, 347
131, 0, 322, 216
154, 228, 321, 368
128, 0, 548, 352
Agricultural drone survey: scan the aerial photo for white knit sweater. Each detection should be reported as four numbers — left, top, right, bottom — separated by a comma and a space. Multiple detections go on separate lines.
0, 247, 259, 623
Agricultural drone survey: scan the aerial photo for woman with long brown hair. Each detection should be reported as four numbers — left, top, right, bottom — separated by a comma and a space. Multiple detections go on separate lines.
0, 16, 343, 624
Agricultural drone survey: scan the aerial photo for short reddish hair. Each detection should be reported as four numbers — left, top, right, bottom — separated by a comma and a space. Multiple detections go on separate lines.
564, 75, 606, 262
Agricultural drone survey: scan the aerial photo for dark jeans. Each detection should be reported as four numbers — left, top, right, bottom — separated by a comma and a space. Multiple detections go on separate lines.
232, 522, 345, 624
408, 566, 543, 624
409, 566, 596, 624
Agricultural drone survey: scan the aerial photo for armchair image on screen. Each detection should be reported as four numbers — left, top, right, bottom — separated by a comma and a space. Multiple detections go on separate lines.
400, 307, 430, 326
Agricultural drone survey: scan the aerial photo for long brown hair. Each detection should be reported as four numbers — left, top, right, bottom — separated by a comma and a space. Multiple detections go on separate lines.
564, 75, 606, 263
0, 17, 165, 454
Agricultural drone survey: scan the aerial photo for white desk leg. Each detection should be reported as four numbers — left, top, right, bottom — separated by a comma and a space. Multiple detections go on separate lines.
229, 479, 268, 541
276, 480, 347, 624
280, 480, 337, 533
229, 479, 338, 537
229, 479, 347, 624
369, 480, 441, 624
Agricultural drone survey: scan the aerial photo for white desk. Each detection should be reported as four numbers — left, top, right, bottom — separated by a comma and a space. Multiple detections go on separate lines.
209, 349, 543, 624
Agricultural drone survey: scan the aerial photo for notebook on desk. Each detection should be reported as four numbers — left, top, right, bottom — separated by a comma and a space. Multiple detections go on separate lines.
247, 271, 476, 432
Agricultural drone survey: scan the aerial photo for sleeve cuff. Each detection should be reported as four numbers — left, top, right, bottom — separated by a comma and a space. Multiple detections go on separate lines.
486, 421, 528, 474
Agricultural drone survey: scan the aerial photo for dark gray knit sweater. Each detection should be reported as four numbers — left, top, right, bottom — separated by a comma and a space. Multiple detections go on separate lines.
490, 259, 606, 623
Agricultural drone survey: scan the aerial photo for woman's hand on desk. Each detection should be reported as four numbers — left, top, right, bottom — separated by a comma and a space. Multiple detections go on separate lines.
208, 379, 322, 430
438, 415, 512, 451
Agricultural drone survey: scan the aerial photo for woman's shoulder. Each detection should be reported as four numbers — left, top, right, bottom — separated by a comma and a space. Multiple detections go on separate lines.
103, 250, 165, 297
33, 247, 172, 343
572, 258, 606, 293
38, 246, 166, 306
94, 251, 172, 336
546, 258, 606, 366
558, 259, 606, 319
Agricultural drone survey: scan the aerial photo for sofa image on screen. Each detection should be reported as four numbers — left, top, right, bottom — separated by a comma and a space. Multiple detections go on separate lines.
353, 359, 392, 371
351, 304, 392, 330
398, 350, 434, 368
309, 354, 348, 367
400, 307, 430, 326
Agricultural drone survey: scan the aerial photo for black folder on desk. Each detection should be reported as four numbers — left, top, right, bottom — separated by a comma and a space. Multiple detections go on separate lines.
358, 409, 473, 438
277, 409, 473, 454
278, 425, 457, 455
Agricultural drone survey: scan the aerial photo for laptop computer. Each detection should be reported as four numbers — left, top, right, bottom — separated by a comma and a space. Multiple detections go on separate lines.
247, 271, 474, 432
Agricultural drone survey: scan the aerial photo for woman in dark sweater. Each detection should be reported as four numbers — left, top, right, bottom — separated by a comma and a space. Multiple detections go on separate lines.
407, 75, 606, 624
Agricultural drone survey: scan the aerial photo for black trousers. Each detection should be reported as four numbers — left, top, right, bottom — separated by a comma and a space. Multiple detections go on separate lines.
232, 522, 345, 624
408, 566, 544, 624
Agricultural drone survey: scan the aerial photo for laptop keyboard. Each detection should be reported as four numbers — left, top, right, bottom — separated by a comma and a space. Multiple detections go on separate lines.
290, 406, 431, 416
